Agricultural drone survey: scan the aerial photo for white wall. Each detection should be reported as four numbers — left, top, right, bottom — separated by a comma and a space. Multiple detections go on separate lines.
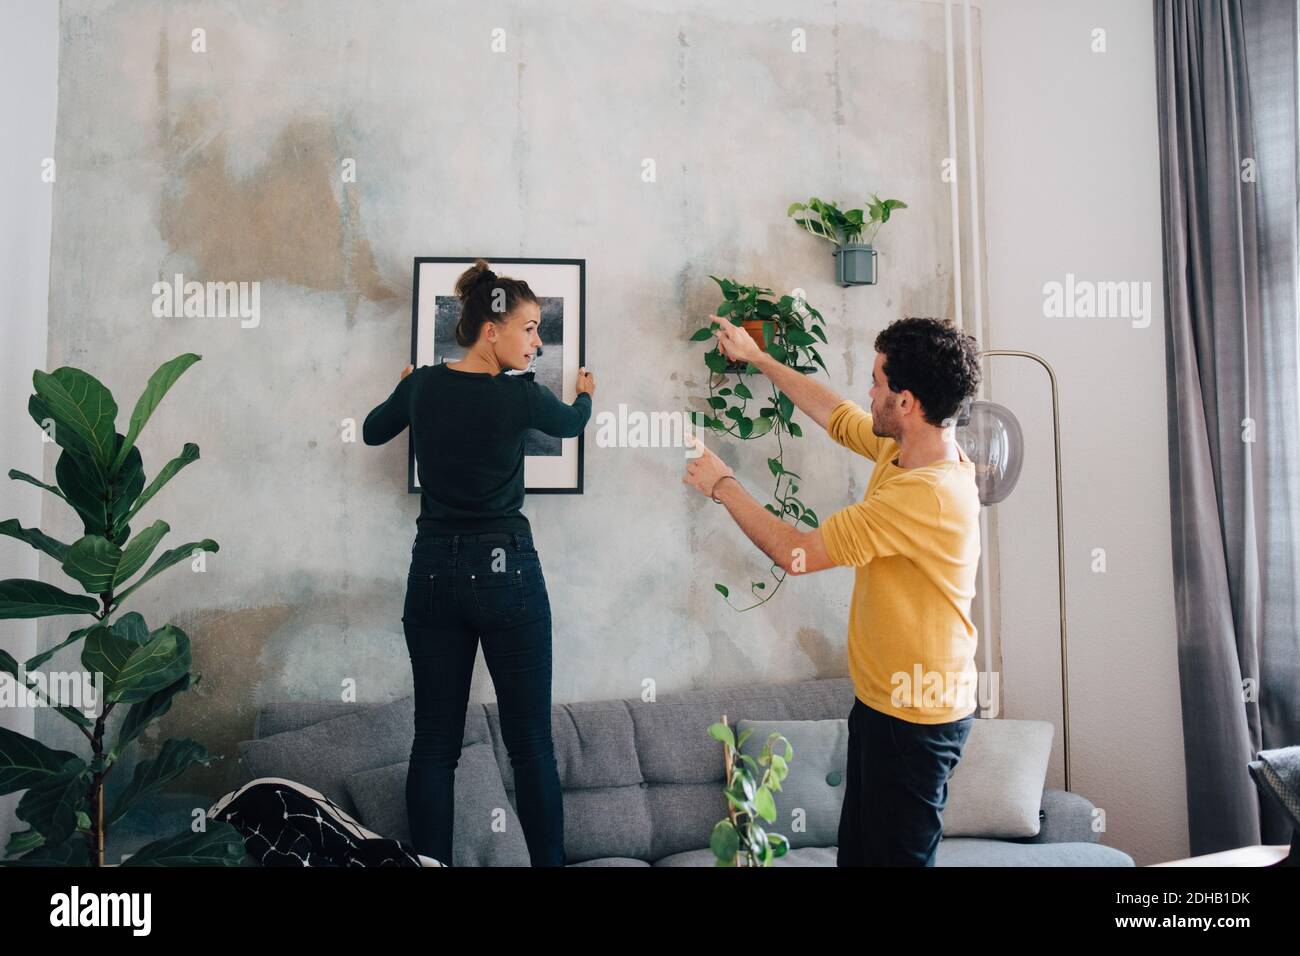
0, 0, 59, 847
981, 0, 1185, 865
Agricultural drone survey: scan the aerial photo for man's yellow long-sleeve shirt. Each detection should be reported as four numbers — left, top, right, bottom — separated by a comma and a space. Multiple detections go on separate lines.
818, 399, 981, 725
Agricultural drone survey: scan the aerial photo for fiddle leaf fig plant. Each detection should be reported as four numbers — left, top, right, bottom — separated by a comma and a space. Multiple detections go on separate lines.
686, 276, 827, 611
0, 353, 245, 867
708, 718, 793, 867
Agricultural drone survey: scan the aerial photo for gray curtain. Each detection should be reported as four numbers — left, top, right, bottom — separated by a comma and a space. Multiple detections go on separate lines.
1155, 0, 1300, 855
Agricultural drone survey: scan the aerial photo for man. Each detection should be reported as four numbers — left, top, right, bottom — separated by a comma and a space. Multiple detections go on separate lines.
682, 315, 983, 866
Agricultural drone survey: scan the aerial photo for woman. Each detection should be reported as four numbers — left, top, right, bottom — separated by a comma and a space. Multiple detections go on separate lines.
362, 259, 595, 866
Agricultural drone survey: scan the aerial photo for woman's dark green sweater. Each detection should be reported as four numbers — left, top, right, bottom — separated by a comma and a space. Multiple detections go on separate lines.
363, 361, 592, 538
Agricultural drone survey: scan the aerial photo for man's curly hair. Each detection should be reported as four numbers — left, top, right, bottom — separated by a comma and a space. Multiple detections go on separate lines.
874, 317, 982, 426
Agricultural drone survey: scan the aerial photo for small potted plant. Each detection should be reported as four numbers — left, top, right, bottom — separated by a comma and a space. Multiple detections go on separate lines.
708, 716, 793, 867
788, 193, 907, 286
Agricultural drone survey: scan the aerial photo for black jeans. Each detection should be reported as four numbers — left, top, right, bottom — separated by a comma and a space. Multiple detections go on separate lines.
402, 531, 565, 867
837, 698, 973, 866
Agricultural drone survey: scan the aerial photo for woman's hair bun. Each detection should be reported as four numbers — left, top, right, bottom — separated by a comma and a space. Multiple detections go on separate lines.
455, 259, 497, 302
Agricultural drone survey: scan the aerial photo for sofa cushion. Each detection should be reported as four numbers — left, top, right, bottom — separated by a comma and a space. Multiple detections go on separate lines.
236, 696, 415, 817
344, 745, 530, 867
942, 718, 1054, 838
935, 837, 1135, 866
737, 718, 848, 849
485, 699, 643, 791
559, 785, 654, 864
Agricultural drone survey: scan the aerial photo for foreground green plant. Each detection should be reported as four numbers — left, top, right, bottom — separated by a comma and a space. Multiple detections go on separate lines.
0, 353, 244, 867
708, 718, 793, 867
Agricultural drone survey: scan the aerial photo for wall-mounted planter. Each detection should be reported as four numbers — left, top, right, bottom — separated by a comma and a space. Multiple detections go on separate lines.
834, 244, 877, 286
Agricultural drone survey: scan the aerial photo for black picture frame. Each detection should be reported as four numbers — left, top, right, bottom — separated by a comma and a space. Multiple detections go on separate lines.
408, 256, 586, 495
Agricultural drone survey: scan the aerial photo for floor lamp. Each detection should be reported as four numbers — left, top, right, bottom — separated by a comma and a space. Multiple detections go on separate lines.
956, 349, 1072, 793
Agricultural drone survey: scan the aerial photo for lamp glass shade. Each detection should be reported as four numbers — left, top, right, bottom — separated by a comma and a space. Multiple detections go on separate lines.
955, 400, 1023, 505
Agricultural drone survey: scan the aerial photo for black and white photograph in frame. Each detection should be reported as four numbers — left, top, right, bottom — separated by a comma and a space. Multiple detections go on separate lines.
408, 257, 586, 494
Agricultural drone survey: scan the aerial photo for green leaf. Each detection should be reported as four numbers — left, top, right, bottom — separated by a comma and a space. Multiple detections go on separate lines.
778, 394, 795, 422
709, 820, 740, 864
766, 342, 788, 363
810, 325, 827, 343
110, 674, 198, 764
61, 536, 123, 594
16, 758, 88, 845
0, 520, 69, 562
738, 418, 753, 438
4, 828, 45, 858
83, 621, 192, 704
789, 421, 803, 438
111, 539, 219, 607
0, 579, 100, 620
733, 382, 753, 400
109, 354, 201, 476
6, 469, 67, 502
786, 328, 815, 347
704, 349, 728, 375
707, 396, 727, 410
707, 721, 736, 749
689, 327, 714, 342
118, 822, 247, 867
55, 447, 110, 536
767, 457, 783, 477
0, 726, 80, 797
1, 838, 90, 867
753, 786, 777, 823
799, 510, 819, 528
107, 738, 214, 826
114, 520, 170, 589
31, 367, 119, 473
117, 443, 200, 530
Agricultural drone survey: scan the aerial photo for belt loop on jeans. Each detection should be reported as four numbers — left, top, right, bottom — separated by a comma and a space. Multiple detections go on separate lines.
510, 532, 519, 551
451, 535, 460, 557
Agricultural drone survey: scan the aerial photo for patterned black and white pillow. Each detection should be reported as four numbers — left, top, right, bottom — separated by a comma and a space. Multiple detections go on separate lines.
209, 777, 443, 867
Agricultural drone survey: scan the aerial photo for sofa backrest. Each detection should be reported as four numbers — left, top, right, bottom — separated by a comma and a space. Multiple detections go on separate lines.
250, 677, 857, 863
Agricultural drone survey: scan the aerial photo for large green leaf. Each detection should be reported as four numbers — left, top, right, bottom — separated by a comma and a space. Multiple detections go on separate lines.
16, 758, 89, 845
109, 673, 198, 764
107, 443, 145, 533
117, 444, 200, 529
118, 822, 246, 867
6, 469, 67, 502
111, 538, 218, 607
0, 579, 100, 619
109, 354, 201, 476
82, 621, 191, 704
0, 519, 69, 562
108, 738, 213, 826
61, 535, 123, 594
55, 446, 111, 536
0, 726, 80, 797
31, 367, 118, 473
112, 521, 170, 589
3, 827, 45, 859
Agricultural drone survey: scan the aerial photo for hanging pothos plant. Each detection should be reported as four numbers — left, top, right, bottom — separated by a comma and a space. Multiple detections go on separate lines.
687, 276, 829, 611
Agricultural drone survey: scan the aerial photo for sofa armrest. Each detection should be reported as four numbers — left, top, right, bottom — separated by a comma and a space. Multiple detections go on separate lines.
1007, 788, 1100, 845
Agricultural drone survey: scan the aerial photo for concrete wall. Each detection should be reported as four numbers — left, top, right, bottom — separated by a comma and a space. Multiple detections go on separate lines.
35, 0, 985, 805
0, 0, 59, 853
981, 0, 1184, 865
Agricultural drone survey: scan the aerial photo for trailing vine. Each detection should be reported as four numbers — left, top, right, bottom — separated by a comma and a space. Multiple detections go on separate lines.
688, 276, 830, 611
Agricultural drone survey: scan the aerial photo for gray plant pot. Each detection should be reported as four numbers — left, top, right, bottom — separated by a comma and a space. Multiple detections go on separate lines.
834, 243, 877, 286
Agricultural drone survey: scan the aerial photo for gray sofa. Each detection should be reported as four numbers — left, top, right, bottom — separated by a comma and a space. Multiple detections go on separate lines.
226, 676, 1134, 866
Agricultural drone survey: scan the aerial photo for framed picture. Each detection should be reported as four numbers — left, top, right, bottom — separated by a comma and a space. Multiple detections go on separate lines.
408, 257, 586, 494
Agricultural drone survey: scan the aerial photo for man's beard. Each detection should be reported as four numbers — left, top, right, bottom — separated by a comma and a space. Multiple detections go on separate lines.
871, 399, 899, 439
